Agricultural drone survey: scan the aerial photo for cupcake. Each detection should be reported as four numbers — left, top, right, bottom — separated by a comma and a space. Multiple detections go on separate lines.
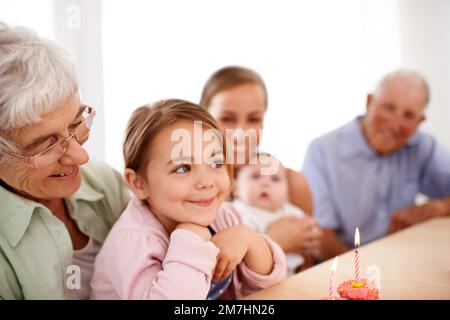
337, 278, 379, 300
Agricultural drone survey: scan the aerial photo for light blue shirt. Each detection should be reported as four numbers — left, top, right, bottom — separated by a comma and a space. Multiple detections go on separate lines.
303, 117, 450, 246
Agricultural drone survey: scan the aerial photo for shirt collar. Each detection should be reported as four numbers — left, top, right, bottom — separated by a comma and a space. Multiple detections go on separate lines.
0, 185, 41, 248
0, 172, 104, 248
339, 116, 420, 159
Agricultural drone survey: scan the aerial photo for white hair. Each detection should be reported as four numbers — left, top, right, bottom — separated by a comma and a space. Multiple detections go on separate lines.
0, 22, 78, 161
374, 69, 430, 106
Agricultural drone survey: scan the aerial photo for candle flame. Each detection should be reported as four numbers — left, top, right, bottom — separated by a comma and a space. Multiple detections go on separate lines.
355, 227, 360, 247
331, 256, 338, 272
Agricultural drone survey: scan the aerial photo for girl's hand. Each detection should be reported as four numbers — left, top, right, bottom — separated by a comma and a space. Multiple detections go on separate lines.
176, 223, 212, 241
211, 225, 257, 280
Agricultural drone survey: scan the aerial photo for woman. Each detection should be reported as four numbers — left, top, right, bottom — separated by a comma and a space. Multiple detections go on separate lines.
200, 66, 322, 264
0, 23, 129, 299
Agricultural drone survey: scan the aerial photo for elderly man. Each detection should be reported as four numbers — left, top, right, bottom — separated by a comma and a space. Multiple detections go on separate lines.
303, 70, 450, 259
0, 23, 130, 299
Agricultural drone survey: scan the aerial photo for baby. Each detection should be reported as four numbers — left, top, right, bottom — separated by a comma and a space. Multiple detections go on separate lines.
233, 153, 311, 275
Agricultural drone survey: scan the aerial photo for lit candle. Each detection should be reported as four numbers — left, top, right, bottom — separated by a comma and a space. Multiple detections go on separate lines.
354, 228, 360, 283
329, 256, 339, 300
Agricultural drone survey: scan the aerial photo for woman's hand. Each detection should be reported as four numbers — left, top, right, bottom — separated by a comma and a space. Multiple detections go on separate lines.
211, 225, 273, 280
266, 216, 322, 254
176, 223, 212, 241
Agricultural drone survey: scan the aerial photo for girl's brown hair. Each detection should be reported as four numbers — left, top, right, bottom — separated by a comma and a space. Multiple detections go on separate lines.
123, 99, 233, 181
200, 66, 268, 109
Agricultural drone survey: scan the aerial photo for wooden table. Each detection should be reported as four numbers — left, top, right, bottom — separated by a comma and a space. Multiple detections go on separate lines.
246, 217, 450, 300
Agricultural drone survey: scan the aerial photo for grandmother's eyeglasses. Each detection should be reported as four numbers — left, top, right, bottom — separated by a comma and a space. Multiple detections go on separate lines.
7, 105, 95, 169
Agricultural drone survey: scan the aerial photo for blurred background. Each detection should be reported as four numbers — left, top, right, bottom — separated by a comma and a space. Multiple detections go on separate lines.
1, 0, 449, 172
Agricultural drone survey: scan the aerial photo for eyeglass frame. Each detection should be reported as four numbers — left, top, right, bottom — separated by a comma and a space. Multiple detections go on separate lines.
6, 105, 96, 168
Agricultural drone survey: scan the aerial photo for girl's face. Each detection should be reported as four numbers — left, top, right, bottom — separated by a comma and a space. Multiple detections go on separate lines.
207, 83, 266, 166
142, 121, 231, 233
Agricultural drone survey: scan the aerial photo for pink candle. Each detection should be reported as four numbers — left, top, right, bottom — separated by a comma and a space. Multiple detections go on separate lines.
354, 228, 360, 283
329, 257, 339, 300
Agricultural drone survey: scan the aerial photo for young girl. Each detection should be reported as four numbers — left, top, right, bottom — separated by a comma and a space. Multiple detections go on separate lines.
90, 99, 286, 299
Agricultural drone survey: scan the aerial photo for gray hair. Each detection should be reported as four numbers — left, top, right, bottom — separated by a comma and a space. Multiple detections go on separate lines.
374, 69, 430, 106
0, 22, 78, 161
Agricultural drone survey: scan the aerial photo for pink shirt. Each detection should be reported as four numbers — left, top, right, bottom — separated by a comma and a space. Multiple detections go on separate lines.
90, 197, 287, 300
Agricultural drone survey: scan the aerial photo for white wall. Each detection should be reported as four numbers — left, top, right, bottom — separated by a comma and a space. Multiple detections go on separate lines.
102, 0, 403, 172
53, 0, 106, 162
1, 0, 448, 173
0, 0, 54, 37
399, 0, 450, 150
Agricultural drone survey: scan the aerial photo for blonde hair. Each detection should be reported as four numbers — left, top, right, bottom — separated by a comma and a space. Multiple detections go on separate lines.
200, 66, 268, 109
123, 99, 233, 181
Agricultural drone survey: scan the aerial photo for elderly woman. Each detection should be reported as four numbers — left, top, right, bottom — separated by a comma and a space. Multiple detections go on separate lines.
0, 23, 130, 299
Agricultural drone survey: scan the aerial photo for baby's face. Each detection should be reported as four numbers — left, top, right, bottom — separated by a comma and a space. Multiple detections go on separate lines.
234, 161, 288, 212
